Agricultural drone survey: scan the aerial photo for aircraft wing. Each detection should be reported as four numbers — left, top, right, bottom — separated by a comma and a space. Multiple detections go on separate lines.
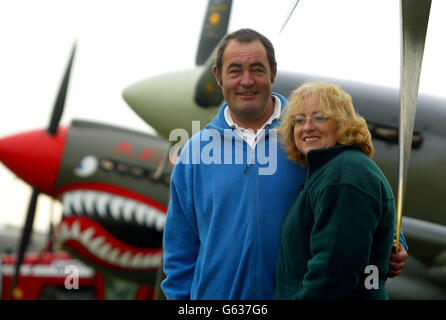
387, 217, 446, 299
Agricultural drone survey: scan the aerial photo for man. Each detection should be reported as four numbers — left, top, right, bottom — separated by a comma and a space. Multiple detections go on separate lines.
161, 28, 407, 300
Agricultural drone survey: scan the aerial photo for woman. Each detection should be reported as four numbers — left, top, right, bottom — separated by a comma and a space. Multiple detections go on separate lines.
274, 81, 396, 299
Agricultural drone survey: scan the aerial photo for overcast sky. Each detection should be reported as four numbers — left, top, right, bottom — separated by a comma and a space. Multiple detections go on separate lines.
0, 0, 445, 232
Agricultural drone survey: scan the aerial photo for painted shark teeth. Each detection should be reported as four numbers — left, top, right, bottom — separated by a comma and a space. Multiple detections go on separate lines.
61, 190, 166, 231
56, 221, 162, 269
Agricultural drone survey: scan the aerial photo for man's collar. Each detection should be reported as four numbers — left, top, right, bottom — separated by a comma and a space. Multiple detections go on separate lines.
224, 96, 281, 130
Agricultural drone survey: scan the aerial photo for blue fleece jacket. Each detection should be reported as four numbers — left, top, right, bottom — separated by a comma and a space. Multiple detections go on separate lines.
161, 93, 306, 299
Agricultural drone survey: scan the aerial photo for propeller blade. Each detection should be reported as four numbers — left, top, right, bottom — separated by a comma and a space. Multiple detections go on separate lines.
8, 187, 40, 299
395, 0, 431, 252
47, 42, 77, 136
279, 0, 300, 33
46, 199, 56, 252
194, 47, 224, 107
195, 0, 232, 66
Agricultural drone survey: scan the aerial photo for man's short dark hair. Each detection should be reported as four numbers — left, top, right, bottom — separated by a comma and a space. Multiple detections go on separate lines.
215, 28, 277, 82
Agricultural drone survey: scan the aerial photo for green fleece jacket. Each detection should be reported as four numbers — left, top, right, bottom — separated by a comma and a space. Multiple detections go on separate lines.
274, 144, 396, 300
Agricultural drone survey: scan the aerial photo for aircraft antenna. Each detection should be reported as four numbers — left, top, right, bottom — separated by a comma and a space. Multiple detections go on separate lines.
280, 0, 300, 33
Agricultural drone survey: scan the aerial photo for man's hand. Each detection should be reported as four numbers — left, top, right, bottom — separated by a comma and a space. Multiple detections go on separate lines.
387, 241, 408, 278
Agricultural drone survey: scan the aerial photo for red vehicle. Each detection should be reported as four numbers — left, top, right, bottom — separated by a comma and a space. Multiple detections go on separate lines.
1, 251, 154, 300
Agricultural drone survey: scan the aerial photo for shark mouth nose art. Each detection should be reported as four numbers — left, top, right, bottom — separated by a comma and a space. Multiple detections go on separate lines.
61, 190, 166, 233
54, 189, 166, 273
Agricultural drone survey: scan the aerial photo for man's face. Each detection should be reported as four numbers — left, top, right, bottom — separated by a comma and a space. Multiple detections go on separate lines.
213, 40, 276, 125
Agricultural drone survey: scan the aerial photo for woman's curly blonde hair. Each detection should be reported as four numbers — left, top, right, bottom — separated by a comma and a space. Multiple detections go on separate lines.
278, 81, 374, 166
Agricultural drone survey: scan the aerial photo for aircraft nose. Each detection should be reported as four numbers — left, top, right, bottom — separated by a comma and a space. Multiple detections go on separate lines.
122, 71, 195, 140
0, 128, 68, 196
122, 69, 217, 140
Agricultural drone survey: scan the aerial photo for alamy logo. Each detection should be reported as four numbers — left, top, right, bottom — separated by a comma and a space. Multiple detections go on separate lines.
168, 121, 278, 175
64, 265, 79, 290
364, 265, 379, 290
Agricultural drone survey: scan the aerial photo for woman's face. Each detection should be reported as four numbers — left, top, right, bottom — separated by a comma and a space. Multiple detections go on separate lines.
293, 96, 338, 156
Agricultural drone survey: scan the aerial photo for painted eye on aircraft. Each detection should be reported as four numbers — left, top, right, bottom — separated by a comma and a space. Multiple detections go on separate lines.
74, 155, 99, 178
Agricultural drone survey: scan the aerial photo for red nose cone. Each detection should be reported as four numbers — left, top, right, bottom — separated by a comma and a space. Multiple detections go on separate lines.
0, 128, 68, 196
